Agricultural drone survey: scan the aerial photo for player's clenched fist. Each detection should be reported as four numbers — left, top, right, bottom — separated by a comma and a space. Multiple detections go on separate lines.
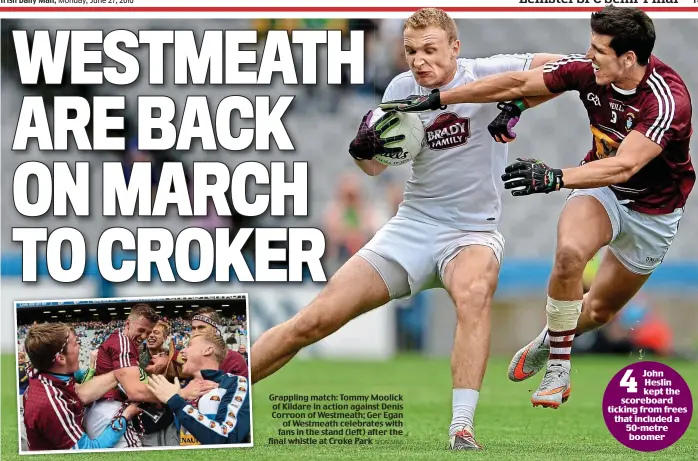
349, 110, 405, 161
501, 157, 564, 196
488, 101, 527, 143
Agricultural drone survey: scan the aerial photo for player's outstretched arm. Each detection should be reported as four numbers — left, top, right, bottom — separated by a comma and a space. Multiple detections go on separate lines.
114, 366, 161, 403
75, 370, 118, 405
500, 133, 664, 196
559, 131, 663, 189
442, 66, 553, 106
379, 66, 555, 114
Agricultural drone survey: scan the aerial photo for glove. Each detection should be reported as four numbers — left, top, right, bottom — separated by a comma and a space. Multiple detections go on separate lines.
488, 100, 527, 143
378, 89, 446, 113
348, 110, 405, 161
501, 157, 564, 196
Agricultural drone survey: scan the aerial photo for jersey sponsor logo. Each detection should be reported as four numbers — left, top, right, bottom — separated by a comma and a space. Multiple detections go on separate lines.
610, 101, 624, 112
425, 112, 471, 150
587, 93, 601, 107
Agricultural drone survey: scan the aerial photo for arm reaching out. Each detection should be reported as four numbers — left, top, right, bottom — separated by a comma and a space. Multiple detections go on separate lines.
380, 53, 581, 113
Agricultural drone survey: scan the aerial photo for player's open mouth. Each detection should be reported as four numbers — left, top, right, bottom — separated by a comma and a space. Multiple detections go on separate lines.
592, 63, 600, 73
147, 338, 157, 345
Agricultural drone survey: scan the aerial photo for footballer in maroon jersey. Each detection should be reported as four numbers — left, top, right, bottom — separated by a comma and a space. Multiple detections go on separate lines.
381, 5, 693, 409
84, 304, 160, 448
542, 53, 693, 214
22, 323, 140, 451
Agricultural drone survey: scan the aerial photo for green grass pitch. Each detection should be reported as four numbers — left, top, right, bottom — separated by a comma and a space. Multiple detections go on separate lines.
1, 354, 696, 460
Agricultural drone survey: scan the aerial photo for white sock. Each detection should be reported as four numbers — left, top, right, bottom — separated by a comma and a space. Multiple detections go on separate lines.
541, 326, 550, 346
450, 389, 479, 436
546, 296, 582, 367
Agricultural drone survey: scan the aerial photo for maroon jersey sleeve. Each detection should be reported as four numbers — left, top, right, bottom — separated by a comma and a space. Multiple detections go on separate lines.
542, 54, 594, 94
219, 349, 249, 378
634, 76, 692, 149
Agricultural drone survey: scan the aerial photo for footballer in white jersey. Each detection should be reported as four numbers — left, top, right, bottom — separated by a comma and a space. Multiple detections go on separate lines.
250, 7, 562, 450
388, 54, 534, 232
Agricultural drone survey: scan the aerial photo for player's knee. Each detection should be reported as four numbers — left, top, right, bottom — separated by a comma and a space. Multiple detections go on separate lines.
586, 300, 616, 325
553, 243, 589, 280
289, 303, 337, 345
453, 279, 493, 322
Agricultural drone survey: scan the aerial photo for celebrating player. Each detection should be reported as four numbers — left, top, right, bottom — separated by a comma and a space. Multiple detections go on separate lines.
250, 7, 561, 449
173, 307, 249, 378
84, 303, 162, 447
381, 5, 694, 408
146, 332, 251, 445
22, 323, 141, 451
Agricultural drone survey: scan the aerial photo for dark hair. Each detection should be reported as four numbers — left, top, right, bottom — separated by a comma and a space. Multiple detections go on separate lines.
129, 303, 160, 324
192, 307, 222, 325
590, 5, 655, 65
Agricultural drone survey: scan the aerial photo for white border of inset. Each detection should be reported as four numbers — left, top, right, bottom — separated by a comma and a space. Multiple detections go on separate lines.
14, 292, 253, 455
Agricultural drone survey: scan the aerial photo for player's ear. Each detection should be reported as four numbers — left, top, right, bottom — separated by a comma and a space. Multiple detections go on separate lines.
452, 39, 460, 58
625, 50, 636, 69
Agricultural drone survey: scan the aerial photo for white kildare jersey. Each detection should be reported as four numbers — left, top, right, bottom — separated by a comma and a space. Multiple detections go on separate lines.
384, 54, 534, 230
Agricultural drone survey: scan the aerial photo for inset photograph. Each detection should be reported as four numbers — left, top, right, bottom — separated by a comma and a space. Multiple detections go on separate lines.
15, 294, 252, 453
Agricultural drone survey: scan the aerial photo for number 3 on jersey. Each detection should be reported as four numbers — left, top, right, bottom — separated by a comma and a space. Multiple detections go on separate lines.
620, 369, 638, 393
610, 111, 617, 124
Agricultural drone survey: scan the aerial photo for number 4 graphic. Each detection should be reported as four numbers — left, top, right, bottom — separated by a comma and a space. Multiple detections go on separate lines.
620, 369, 638, 393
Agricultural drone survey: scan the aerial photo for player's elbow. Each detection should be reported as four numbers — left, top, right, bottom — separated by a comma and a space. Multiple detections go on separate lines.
615, 159, 641, 183
123, 386, 149, 402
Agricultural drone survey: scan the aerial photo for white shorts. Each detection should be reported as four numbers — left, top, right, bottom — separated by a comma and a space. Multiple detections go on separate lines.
357, 215, 505, 299
568, 187, 683, 275
85, 400, 141, 448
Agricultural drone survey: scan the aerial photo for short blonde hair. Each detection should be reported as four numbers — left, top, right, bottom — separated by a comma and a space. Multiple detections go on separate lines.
404, 8, 458, 43
192, 332, 226, 364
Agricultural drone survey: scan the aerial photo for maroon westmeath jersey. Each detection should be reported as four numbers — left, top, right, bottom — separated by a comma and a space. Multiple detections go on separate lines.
94, 329, 140, 401
220, 348, 249, 378
542, 54, 695, 214
23, 371, 85, 451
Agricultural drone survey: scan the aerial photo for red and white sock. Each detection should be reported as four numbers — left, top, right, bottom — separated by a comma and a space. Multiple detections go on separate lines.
545, 296, 582, 367
548, 329, 575, 366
